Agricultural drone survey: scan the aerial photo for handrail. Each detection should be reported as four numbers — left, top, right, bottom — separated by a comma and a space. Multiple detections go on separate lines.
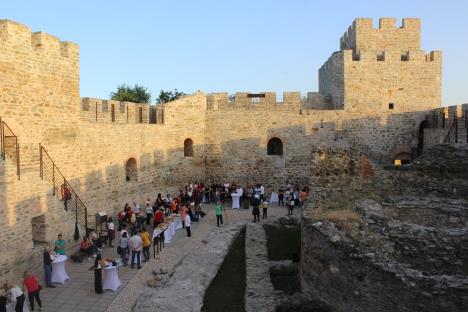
39, 144, 89, 234
0, 117, 20, 179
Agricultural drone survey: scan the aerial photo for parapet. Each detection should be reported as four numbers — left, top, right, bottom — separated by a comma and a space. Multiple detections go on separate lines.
81, 98, 154, 124
0, 19, 79, 59
340, 18, 420, 53
207, 91, 306, 111
343, 49, 442, 63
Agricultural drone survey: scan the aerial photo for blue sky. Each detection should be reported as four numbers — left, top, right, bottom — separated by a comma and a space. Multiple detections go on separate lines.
2, 0, 467, 105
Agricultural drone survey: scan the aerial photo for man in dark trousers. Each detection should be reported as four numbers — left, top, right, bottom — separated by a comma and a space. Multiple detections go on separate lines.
214, 201, 223, 227
251, 194, 261, 222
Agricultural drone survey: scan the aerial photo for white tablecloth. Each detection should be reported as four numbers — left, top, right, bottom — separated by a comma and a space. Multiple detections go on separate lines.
165, 221, 176, 243
6, 302, 29, 312
103, 266, 121, 291
231, 194, 241, 209
270, 192, 279, 203
150, 215, 182, 244
51, 255, 69, 284
152, 228, 164, 239
174, 215, 182, 229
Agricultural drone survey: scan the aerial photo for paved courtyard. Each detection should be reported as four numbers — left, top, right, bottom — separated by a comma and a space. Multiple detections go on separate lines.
29, 202, 299, 312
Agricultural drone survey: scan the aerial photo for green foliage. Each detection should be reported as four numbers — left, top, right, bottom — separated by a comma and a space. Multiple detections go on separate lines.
155, 89, 186, 104
110, 84, 151, 103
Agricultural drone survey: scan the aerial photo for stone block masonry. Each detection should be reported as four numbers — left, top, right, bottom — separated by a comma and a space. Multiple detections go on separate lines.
245, 223, 277, 312
0, 17, 455, 285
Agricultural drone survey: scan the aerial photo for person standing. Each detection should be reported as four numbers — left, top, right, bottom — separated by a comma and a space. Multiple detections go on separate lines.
118, 231, 129, 266
288, 192, 295, 216
259, 184, 265, 202
252, 194, 261, 222
107, 217, 115, 247
278, 188, 284, 207
3, 283, 25, 312
145, 202, 153, 226
154, 208, 164, 228
23, 271, 42, 311
261, 199, 269, 219
204, 185, 210, 204
214, 201, 223, 227
43, 246, 55, 288
140, 228, 151, 262
180, 204, 188, 228
94, 254, 103, 294
130, 232, 142, 269
0, 290, 6, 312
184, 213, 192, 238
54, 234, 66, 255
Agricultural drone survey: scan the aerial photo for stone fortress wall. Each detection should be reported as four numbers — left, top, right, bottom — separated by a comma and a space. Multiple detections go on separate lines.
0, 17, 460, 283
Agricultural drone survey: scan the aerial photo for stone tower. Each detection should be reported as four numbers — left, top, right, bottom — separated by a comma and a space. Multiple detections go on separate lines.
319, 18, 442, 113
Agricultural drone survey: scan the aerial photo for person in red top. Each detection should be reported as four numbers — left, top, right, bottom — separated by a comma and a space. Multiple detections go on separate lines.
80, 236, 94, 259
153, 208, 165, 228
23, 271, 42, 311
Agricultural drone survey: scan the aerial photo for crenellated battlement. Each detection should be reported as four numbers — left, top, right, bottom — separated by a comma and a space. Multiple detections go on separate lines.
206, 91, 333, 111
340, 17, 420, 53
342, 49, 442, 62
0, 19, 79, 60
80, 98, 153, 124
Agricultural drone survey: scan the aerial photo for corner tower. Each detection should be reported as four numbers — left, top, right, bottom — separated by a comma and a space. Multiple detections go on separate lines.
319, 18, 441, 113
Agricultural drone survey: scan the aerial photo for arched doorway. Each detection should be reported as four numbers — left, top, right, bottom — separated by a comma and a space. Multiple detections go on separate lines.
184, 138, 194, 157
267, 137, 283, 156
393, 152, 412, 166
126, 158, 137, 181
417, 120, 429, 157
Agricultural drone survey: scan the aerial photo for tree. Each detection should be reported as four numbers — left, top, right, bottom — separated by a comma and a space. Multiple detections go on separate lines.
110, 84, 151, 103
155, 89, 186, 104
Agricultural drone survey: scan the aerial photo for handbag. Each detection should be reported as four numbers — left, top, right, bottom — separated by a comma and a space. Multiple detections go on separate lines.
117, 246, 122, 255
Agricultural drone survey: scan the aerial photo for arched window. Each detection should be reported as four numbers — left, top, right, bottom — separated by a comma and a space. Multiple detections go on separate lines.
393, 152, 412, 166
267, 137, 283, 156
126, 158, 137, 181
184, 138, 194, 157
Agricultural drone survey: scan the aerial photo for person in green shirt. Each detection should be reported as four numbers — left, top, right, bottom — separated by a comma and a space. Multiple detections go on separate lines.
54, 234, 66, 255
214, 201, 223, 227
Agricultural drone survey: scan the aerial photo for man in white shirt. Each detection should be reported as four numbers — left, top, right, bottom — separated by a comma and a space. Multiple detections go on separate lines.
129, 232, 143, 269
260, 184, 265, 201
5, 284, 25, 311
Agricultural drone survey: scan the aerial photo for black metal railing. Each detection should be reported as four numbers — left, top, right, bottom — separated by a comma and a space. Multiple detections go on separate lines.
39, 144, 89, 233
0, 117, 20, 179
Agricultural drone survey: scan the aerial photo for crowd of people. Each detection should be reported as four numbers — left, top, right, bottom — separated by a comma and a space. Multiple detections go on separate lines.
1, 181, 309, 311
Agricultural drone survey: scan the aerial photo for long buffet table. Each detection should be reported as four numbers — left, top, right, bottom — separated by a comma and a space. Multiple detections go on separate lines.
152, 214, 182, 258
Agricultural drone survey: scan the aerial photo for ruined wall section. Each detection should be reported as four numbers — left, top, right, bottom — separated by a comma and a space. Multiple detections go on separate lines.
423, 104, 468, 148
